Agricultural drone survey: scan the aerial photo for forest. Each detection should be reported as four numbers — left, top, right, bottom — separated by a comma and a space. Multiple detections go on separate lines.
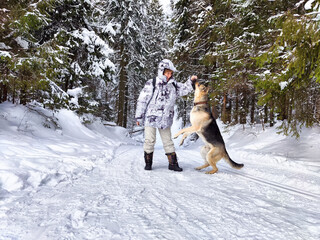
1, 0, 320, 137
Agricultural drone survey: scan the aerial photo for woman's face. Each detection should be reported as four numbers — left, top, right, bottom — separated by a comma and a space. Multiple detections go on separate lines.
163, 69, 173, 81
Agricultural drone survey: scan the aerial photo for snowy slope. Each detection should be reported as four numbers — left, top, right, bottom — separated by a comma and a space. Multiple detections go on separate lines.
0, 102, 319, 240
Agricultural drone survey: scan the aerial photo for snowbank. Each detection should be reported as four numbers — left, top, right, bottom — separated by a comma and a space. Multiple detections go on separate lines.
0, 102, 131, 195
0, 102, 319, 239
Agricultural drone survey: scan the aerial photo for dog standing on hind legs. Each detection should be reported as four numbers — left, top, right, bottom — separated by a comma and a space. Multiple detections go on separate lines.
174, 80, 244, 174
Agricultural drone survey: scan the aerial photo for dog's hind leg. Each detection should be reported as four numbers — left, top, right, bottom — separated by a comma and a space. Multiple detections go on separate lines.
195, 145, 210, 170
205, 147, 223, 174
200, 145, 210, 159
195, 163, 210, 170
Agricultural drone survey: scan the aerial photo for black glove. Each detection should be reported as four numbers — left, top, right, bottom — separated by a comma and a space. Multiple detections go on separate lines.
191, 76, 197, 90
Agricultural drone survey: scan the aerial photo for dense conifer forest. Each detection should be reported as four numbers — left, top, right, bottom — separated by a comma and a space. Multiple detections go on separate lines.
1, 0, 319, 137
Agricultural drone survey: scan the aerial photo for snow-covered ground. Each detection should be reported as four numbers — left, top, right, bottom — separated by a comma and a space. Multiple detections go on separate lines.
0, 102, 319, 240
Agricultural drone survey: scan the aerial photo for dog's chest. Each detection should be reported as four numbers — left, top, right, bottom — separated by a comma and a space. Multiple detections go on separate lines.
190, 107, 211, 126
190, 106, 213, 145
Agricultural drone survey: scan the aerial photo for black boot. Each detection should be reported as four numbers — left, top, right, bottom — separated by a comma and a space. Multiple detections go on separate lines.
144, 152, 153, 170
166, 152, 183, 172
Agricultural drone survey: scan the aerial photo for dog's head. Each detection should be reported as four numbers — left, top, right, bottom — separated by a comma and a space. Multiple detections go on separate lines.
194, 79, 209, 100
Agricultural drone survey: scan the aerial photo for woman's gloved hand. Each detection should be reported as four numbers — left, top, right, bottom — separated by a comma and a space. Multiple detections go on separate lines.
191, 75, 198, 90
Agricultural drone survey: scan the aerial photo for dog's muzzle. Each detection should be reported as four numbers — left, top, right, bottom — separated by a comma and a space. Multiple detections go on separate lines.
196, 79, 209, 86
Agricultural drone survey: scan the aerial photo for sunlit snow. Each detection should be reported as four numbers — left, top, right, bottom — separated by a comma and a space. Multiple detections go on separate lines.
0, 102, 319, 239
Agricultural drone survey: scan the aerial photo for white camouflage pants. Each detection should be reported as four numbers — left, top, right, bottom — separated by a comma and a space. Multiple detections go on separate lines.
144, 126, 175, 154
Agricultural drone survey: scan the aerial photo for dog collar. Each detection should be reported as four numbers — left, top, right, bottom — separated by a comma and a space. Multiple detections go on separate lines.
194, 101, 208, 106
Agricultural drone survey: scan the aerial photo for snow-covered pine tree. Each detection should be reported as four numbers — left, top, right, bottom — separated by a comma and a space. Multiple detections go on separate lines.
101, 0, 148, 128
145, 0, 169, 77
0, 0, 115, 118
1, 0, 169, 126
0, 0, 53, 106
170, 0, 198, 126
171, 0, 195, 79
255, 0, 320, 137
184, 0, 275, 125
129, 0, 169, 130
170, 0, 314, 134
101, 0, 168, 128
37, 0, 114, 116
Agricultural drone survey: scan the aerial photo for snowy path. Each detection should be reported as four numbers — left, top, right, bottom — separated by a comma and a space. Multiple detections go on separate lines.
1, 143, 319, 240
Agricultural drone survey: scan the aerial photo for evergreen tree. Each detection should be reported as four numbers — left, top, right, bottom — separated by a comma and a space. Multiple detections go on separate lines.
170, 0, 315, 135
2, 0, 318, 137
145, 0, 169, 77
255, 0, 320, 137
171, 0, 196, 78
0, 0, 115, 118
0, 0, 53, 105
101, 0, 168, 128
35, 0, 114, 116
170, 0, 197, 126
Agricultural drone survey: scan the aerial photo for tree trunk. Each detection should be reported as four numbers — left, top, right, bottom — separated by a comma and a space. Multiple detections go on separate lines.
240, 89, 247, 124
227, 98, 232, 123
279, 94, 288, 121
123, 82, 129, 128
183, 100, 187, 126
269, 100, 274, 127
211, 102, 218, 119
20, 77, 27, 105
288, 94, 293, 124
264, 104, 268, 124
64, 76, 69, 92
316, 93, 320, 121
117, 43, 127, 127
250, 94, 255, 124
222, 93, 227, 123
234, 89, 239, 124
0, 83, 8, 102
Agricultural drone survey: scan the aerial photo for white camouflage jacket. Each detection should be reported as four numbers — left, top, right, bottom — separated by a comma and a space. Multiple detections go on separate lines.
135, 75, 194, 129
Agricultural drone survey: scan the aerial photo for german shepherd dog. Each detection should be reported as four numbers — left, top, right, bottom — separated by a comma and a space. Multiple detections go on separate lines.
174, 80, 244, 174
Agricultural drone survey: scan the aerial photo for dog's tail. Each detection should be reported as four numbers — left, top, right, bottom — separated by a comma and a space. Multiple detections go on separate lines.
224, 148, 244, 170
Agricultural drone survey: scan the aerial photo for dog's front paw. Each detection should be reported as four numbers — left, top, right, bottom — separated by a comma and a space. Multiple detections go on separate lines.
179, 139, 185, 146
173, 133, 179, 139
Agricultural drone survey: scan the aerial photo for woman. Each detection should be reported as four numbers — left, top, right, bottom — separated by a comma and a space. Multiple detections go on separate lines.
135, 59, 197, 171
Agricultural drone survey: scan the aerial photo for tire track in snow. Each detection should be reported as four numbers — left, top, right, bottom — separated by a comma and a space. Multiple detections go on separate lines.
113, 145, 319, 239
114, 146, 279, 239
111, 146, 185, 238
221, 167, 320, 200
111, 145, 219, 239
177, 149, 320, 239
181, 150, 320, 201
2, 144, 318, 239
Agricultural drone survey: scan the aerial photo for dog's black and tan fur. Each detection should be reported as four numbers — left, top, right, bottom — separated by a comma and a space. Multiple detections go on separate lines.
174, 80, 244, 174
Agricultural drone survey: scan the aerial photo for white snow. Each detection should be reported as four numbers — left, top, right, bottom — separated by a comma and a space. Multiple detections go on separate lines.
67, 88, 83, 107
0, 42, 11, 50
304, 0, 315, 10
103, 22, 117, 36
159, 0, 173, 16
72, 28, 113, 55
0, 102, 319, 239
279, 81, 288, 90
0, 50, 11, 58
15, 37, 29, 49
